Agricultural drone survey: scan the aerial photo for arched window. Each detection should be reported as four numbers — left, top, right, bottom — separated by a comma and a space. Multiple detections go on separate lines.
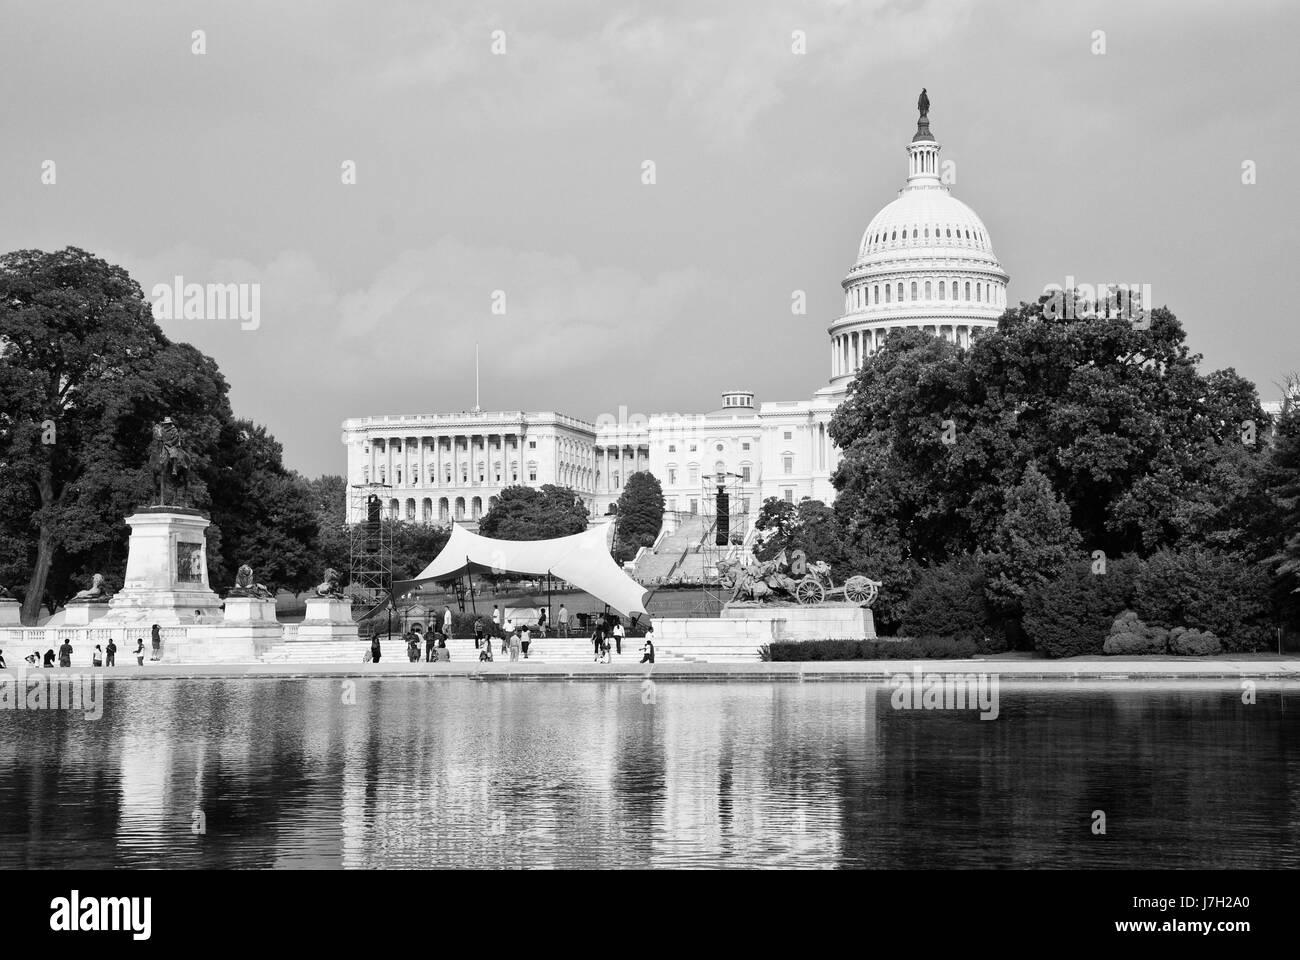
897, 282, 904, 301
946, 227, 951, 238
471, 496, 482, 519
885, 285, 891, 303
438, 497, 449, 520
891, 230, 896, 240
924, 227, 929, 238
939, 281, 945, 299
976, 284, 982, 302
874, 285, 880, 304
912, 227, 918, 239
965, 281, 971, 299
363, 466, 369, 483
455, 497, 465, 519
925, 280, 932, 299
910, 281, 918, 300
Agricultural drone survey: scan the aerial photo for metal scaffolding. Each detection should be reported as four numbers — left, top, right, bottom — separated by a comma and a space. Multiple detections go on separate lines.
348, 483, 394, 609
696, 470, 750, 615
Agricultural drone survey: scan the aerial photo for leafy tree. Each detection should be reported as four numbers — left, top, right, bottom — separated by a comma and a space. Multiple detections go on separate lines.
901, 558, 995, 646
829, 301, 1268, 567
203, 419, 320, 594
1023, 556, 1139, 658
753, 496, 800, 560
979, 462, 1082, 621
478, 484, 589, 541
1260, 403, 1300, 631
613, 471, 664, 562
0, 248, 231, 622
391, 520, 451, 582
1134, 548, 1273, 652
305, 474, 351, 585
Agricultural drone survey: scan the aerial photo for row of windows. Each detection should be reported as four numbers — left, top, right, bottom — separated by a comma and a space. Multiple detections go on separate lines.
364, 460, 539, 485
667, 496, 752, 514
866, 224, 985, 247
847, 279, 1002, 310
666, 441, 754, 453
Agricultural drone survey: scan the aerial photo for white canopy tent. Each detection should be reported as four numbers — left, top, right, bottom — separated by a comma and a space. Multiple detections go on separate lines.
392, 524, 650, 618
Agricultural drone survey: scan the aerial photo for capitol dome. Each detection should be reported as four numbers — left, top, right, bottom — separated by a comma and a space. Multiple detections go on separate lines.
827, 96, 1010, 390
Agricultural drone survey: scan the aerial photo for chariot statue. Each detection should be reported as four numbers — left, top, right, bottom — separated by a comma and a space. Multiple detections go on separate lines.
718, 549, 879, 607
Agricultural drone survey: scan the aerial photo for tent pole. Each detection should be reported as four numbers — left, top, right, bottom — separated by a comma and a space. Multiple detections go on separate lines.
466, 557, 477, 615
547, 571, 552, 628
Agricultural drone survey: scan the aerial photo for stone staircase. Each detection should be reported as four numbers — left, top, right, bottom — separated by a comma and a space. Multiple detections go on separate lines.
633, 515, 712, 583
259, 635, 691, 665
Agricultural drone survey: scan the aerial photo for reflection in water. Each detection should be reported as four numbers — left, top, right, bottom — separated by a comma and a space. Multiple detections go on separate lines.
0, 679, 1296, 868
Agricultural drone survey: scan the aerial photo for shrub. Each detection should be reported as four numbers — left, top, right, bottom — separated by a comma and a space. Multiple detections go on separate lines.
1134, 549, 1273, 652
1023, 556, 1138, 658
766, 636, 978, 661
1168, 627, 1223, 656
902, 559, 994, 644
1102, 611, 1168, 655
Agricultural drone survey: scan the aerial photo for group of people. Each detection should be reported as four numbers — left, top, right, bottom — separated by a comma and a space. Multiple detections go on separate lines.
403, 622, 451, 663
3, 624, 166, 670
587, 617, 655, 664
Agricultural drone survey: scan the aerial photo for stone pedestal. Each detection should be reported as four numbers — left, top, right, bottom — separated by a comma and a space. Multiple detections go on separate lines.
64, 601, 112, 627
0, 598, 21, 626
223, 596, 279, 624
102, 508, 224, 625
720, 601, 876, 641
296, 596, 359, 642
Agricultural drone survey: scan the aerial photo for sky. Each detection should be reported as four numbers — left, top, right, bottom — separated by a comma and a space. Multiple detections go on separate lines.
3, 0, 1296, 477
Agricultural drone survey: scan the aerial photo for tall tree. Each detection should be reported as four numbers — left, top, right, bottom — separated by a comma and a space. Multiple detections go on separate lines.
0, 248, 231, 622
203, 419, 320, 593
305, 474, 351, 584
613, 471, 664, 562
478, 484, 589, 540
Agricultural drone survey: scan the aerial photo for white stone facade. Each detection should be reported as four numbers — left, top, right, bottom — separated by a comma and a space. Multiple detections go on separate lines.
343, 103, 1007, 523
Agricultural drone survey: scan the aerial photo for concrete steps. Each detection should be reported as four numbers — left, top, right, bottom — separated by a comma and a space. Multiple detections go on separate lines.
259, 636, 686, 665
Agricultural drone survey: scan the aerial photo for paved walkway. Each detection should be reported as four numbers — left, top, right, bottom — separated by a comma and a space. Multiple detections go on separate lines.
10, 658, 1298, 681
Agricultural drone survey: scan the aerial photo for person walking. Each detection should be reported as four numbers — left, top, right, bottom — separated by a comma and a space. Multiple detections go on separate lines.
537, 608, 547, 639
424, 625, 437, 663
407, 631, 421, 662
558, 604, 569, 637
508, 628, 521, 662
150, 624, 162, 662
492, 605, 501, 633
640, 634, 655, 664
502, 618, 514, 657
592, 625, 604, 662
612, 619, 624, 656
371, 632, 382, 664
520, 624, 532, 659
58, 638, 73, 667
134, 639, 145, 666
105, 638, 116, 667
443, 605, 453, 640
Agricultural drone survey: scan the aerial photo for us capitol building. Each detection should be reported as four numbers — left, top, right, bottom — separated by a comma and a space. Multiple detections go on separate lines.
342, 95, 1010, 528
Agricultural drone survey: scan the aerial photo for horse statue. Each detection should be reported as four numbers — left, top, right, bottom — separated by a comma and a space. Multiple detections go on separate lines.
150, 417, 193, 506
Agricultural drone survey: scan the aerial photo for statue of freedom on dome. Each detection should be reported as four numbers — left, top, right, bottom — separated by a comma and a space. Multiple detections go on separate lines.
917, 88, 930, 120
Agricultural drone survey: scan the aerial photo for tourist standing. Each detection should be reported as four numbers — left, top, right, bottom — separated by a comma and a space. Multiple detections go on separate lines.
443, 605, 453, 639
105, 639, 116, 667
640, 635, 655, 664
424, 625, 437, 662
492, 605, 501, 632
134, 639, 145, 666
612, 619, 624, 655
150, 624, 162, 662
508, 629, 521, 661
479, 636, 494, 662
592, 625, 604, 662
502, 618, 513, 657
371, 633, 382, 664
520, 624, 531, 659
58, 638, 73, 667
474, 617, 485, 649
43, 649, 56, 668
558, 604, 569, 637
407, 632, 421, 662
91, 645, 103, 667
537, 608, 547, 638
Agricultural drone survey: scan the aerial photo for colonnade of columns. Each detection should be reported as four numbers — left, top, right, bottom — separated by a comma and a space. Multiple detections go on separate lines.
592, 444, 651, 493
831, 324, 985, 377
